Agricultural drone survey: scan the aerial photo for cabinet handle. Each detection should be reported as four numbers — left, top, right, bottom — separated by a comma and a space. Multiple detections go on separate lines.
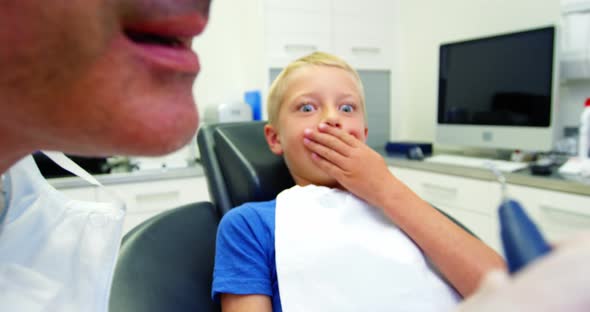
562, 2, 590, 14
351, 47, 381, 55
135, 191, 180, 205
284, 44, 318, 53
540, 205, 590, 219
421, 183, 458, 201
540, 205, 590, 235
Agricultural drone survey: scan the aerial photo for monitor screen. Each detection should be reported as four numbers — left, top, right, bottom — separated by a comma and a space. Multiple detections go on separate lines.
438, 26, 555, 128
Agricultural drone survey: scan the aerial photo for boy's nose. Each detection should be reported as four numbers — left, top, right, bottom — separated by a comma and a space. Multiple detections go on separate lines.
321, 112, 342, 128
323, 119, 341, 128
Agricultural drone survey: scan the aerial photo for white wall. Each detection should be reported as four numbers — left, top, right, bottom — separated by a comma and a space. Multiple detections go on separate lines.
192, 0, 266, 119
393, 0, 561, 142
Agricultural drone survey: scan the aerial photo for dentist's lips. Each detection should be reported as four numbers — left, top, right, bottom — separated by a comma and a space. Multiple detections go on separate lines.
121, 14, 208, 73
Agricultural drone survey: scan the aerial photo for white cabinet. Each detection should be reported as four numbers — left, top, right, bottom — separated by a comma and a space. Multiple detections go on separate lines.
265, 32, 332, 67
509, 184, 590, 242
264, 0, 397, 69
56, 176, 210, 235
331, 0, 396, 69
265, 0, 331, 12
97, 177, 208, 213
264, 0, 332, 67
99, 177, 209, 234
391, 167, 502, 252
390, 166, 590, 253
393, 168, 499, 214
560, 0, 590, 80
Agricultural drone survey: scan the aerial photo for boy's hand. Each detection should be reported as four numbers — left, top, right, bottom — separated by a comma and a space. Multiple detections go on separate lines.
303, 123, 397, 208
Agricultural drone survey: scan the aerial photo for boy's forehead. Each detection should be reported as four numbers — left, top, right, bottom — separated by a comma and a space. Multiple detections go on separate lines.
289, 64, 350, 79
285, 66, 362, 97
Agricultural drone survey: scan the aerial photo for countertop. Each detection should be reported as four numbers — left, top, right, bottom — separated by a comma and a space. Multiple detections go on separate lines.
49, 155, 590, 197
384, 155, 590, 196
48, 164, 205, 189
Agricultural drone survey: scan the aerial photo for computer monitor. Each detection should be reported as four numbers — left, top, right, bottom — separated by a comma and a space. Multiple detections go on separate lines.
436, 26, 559, 151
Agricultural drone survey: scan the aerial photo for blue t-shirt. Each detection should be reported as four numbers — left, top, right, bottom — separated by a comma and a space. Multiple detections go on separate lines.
211, 200, 282, 311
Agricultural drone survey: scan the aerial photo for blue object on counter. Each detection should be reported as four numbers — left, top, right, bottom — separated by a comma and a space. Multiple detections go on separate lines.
244, 90, 262, 121
500, 199, 552, 274
385, 142, 432, 156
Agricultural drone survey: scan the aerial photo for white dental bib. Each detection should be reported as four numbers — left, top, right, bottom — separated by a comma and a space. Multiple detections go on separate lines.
275, 185, 459, 312
0, 154, 125, 312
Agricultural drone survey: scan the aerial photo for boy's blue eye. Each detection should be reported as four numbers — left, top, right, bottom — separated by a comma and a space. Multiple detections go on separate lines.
339, 104, 354, 113
299, 103, 315, 112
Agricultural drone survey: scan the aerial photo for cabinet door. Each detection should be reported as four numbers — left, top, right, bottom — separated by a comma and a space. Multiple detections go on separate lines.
97, 177, 210, 234
266, 31, 332, 67
265, 0, 331, 13
510, 184, 590, 242
265, 7, 333, 67
264, 0, 397, 69
389, 167, 500, 251
265, 8, 332, 35
332, 0, 396, 69
391, 167, 499, 215
99, 177, 209, 213
560, 11, 590, 80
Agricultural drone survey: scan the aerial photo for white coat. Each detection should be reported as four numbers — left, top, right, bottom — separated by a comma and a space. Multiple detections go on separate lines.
0, 154, 125, 312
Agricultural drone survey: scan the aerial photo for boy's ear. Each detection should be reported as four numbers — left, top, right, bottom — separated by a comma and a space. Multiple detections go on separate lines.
264, 124, 283, 155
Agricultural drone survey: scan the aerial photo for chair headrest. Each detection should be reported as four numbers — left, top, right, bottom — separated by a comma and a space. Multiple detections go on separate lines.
202, 122, 294, 213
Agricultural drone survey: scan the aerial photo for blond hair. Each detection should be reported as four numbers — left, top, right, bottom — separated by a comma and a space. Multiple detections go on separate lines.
266, 52, 366, 126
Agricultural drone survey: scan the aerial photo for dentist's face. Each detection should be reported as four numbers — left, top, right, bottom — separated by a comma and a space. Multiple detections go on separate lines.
0, 0, 211, 157
266, 65, 367, 187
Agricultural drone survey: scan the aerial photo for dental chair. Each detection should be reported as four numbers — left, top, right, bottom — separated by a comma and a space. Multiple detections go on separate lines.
109, 121, 285, 312
196, 121, 474, 237
197, 121, 295, 216
109, 201, 221, 312
107, 121, 475, 312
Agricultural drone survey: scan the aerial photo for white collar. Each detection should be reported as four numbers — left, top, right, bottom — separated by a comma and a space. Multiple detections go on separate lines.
0, 174, 7, 223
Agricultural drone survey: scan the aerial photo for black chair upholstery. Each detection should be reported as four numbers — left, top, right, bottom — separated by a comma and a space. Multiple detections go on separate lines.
109, 202, 221, 312
197, 122, 295, 216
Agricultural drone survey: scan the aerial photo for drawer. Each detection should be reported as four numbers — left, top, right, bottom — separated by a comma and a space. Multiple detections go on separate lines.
332, 14, 394, 69
98, 177, 209, 213
498, 184, 590, 242
266, 32, 332, 67
265, 0, 331, 13
539, 204, 590, 241
390, 167, 499, 215
265, 8, 331, 35
332, 0, 395, 16
536, 191, 590, 241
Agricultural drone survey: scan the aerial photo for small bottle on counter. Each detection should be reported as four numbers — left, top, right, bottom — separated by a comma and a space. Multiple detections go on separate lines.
578, 98, 590, 160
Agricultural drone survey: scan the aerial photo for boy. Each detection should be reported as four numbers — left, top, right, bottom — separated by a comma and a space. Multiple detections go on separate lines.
212, 52, 505, 311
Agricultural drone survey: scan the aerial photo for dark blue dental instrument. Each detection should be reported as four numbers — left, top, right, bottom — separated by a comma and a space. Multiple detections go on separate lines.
499, 199, 552, 273
488, 163, 552, 273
